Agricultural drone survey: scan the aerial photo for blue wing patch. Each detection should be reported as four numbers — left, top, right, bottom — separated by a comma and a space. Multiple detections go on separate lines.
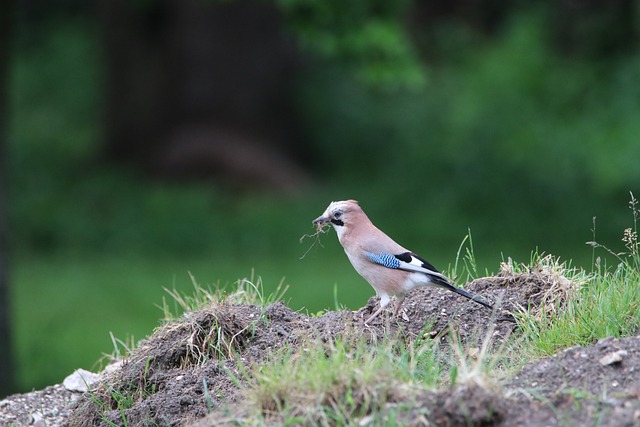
365, 251, 401, 269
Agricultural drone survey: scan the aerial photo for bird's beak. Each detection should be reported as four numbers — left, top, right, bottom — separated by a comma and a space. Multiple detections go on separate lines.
313, 215, 329, 226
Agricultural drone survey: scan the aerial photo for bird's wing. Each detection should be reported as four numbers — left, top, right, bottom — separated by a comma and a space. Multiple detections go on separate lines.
364, 250, 494, 310
364, 251, 450, 284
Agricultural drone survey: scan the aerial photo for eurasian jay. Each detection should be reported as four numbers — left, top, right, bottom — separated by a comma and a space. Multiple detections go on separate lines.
313, 200, 493, 324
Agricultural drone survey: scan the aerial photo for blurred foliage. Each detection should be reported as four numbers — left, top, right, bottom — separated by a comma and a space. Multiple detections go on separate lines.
9, 9, 640, 260
276, 0, 426, 88
296, 10, 640, 252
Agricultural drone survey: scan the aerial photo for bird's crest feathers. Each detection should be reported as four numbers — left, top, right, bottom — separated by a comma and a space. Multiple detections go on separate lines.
326, 199, 360, 213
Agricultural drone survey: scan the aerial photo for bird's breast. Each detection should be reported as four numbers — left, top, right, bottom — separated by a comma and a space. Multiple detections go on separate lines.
344, 249, 407, 296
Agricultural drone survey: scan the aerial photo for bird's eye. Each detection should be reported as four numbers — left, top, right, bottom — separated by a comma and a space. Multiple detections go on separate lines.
334, 211, 342, 219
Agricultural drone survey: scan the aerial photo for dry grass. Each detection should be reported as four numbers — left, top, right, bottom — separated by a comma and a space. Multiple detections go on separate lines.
499, 255, 587, 321
298, 222, 331, 259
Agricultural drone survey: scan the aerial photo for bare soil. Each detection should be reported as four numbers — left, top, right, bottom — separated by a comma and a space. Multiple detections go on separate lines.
4, 265, 640, 426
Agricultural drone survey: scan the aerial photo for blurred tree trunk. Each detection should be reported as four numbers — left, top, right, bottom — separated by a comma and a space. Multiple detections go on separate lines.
0, 0, 15, 398
99, 0, 308, 192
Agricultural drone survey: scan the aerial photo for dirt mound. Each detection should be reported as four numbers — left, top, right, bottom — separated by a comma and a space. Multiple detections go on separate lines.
505, 335, 640, 427
67, 264, 638, 426
358, 334, 640, 427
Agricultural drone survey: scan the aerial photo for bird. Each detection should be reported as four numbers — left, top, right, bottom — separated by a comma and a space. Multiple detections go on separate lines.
312, 200, 493, 324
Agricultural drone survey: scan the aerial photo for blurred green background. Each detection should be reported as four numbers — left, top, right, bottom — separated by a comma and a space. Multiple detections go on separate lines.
2, 0, 639, 395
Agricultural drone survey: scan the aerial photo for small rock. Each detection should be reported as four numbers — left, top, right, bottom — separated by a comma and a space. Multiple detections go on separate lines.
33, 412, 47, 427
63, 368, 101, 392
426, 330, 439, 339
598, 350, 628, 366
597, 336, 615, 346
359, 414, 374, 426
101, 360, 124, 376
468, 347, 480, 359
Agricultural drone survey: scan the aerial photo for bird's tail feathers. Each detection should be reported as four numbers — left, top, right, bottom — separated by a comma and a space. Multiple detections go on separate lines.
432, 278, 494, 310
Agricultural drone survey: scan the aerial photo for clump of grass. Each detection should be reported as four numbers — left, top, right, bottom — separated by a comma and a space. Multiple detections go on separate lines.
137, 273, 290, 368
244, 340, 423, 425
239, 331, 508, 426
181, 312, 241, 364
506, 254, 587, 321
517, 258, 638, 356
448, 230, 482, 283
149, 273, 293, 369
74, 275, 288, 427
102, 274, 282, 371
83, 355, 157, 427
160, 271, 288, 322
518, 193, 640, 356
215, 323, 509, 426
448, 324, 507, 391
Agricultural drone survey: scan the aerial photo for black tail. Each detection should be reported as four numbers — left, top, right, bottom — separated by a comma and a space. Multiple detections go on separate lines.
424, 269, 493, 310
436, 280, 493, 310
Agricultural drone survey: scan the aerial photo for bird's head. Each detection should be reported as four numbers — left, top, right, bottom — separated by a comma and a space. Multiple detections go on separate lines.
313, 200, 361, 233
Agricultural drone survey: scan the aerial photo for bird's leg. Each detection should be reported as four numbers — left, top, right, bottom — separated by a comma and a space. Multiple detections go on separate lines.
392, 295, 406, 319
364, 294, 391, 325
365, 295, 406, 324
364, 306, 385, 325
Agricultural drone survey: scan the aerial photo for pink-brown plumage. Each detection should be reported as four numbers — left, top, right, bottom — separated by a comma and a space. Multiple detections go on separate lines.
313, 200, 493, 324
